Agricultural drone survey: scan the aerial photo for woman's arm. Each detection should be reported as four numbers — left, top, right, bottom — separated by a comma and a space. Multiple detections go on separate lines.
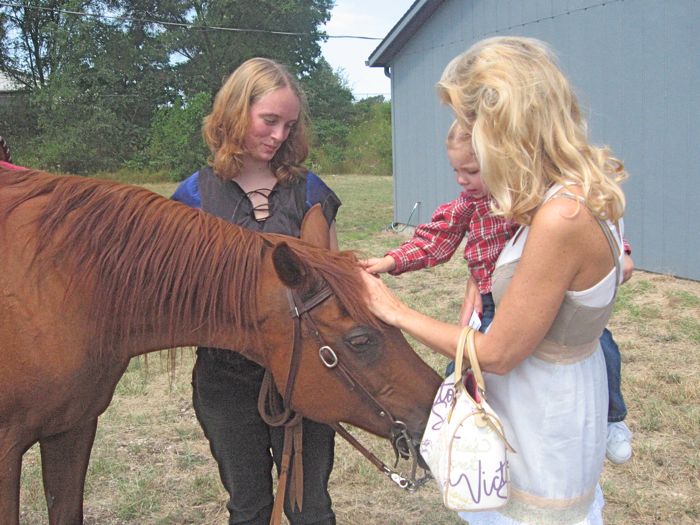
363, 196, 610, 374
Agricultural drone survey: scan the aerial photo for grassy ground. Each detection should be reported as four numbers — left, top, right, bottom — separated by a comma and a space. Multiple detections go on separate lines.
18, 175, 700, 524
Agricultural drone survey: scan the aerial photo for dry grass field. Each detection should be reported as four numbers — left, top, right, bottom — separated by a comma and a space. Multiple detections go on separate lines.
18, 176, 699, 524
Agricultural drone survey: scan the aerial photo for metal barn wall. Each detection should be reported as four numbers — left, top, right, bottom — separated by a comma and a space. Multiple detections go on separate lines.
387, 0, 699, 280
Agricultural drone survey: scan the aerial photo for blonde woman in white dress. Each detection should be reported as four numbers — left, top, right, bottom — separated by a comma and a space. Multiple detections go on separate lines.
361, 36, 628, 525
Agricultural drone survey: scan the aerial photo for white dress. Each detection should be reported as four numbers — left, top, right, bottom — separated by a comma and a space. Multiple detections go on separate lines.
459, 189, 624, 525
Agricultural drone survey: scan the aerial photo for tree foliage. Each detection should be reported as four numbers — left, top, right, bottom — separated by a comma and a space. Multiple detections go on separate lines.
302, 57, 354, 169
342, 97, 392, 175
26, 2, 174, 172
145, 91, 211, 179
0, 0, 67, 89
0, 0, 393, 176
165, 0, 333, 96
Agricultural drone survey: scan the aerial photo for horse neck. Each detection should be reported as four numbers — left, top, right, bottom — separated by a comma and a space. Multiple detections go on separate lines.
104, 247, 282, 368
121, 323, 265, 366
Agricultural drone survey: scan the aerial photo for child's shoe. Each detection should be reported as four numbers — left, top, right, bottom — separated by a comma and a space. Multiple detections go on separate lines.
606, 421, 633, 464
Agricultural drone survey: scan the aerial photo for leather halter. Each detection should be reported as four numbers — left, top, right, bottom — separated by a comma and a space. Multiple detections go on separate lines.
258, 284, 430, 525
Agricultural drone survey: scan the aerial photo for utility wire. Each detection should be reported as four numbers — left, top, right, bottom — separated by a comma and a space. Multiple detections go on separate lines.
388, 201, 420, 233
0, 1, 383, 40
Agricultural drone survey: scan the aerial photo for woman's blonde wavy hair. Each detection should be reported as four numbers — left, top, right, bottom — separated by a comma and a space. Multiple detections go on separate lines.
202, 57, 310, 182
437, 36, 627, 224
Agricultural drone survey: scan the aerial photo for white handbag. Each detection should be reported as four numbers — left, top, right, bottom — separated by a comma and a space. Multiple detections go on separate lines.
420, 326, 515, 511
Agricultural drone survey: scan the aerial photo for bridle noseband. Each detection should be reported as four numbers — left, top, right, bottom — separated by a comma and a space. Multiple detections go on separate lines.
258, 284, 430, 522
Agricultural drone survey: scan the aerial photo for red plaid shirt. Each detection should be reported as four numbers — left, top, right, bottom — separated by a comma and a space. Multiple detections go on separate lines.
387, 193, 518, 294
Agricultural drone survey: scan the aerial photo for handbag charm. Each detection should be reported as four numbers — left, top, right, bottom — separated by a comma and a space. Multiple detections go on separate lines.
420, 326, 515, 511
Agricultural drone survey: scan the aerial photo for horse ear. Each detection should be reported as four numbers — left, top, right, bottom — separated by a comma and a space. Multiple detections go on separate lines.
300, 204, 330, 249
272, 242, 310, 289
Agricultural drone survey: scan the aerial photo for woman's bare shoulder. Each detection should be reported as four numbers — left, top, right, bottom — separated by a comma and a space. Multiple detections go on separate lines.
530, 194, 592, 241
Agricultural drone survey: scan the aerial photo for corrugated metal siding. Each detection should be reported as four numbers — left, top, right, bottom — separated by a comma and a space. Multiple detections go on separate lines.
388, 0, 699, 280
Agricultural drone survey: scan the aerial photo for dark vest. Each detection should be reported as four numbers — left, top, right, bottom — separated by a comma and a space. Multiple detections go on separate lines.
196, 166, 340, 362
199, 166, 326, 237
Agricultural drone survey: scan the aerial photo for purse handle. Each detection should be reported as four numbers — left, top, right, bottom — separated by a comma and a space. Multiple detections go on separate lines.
454, 327, 486, 396
453, 326, 470, 383
452, 326, 517, 452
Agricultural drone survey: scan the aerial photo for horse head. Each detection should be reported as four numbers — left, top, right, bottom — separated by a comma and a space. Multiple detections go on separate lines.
259, 205, 442, 463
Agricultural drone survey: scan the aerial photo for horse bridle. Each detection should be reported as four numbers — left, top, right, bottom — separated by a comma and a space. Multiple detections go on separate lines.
259, 283, 430, 502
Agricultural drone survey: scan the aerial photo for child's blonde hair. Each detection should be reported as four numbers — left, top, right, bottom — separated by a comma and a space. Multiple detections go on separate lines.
437, 36, 627, 224
202, 57, 309, 182
445, 119, 471, 149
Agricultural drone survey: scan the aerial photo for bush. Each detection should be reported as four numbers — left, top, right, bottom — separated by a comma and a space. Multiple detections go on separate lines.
340, 99, 392, 175
308, 97, 392, 175
145, 93, 212, 181
0, 93, 39, 166
35, 104, 136, 174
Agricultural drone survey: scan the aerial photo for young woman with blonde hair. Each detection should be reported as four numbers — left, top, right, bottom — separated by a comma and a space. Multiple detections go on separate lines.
362, 36, 628, 524
173, 57, 339, 525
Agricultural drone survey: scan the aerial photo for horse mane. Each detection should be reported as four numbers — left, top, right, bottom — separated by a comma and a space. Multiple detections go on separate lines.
0, 167, 378, 353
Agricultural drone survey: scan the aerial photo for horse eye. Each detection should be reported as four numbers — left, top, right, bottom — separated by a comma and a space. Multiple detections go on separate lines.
344, 330, 380, 354
343, 328, 381, 363
348, 335, 371, 347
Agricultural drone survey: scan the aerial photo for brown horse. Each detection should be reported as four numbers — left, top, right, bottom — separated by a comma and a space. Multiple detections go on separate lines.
0, 166, 441, 524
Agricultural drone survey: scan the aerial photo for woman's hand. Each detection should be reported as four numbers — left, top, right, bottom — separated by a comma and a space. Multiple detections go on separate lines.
359, 269, 464, 359
359, 270, 407, 327
359, 255, 396, 274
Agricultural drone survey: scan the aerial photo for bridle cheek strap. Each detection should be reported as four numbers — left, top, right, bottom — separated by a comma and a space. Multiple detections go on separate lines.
259, 380, 303, 525
258, 291, 310, 525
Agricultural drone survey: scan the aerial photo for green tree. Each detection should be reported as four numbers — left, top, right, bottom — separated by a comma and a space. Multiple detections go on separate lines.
0, 92, 36, 164
146, 91, 211, 180
341, 96, 392, 175
168, 0, 334, 96
0, 0, 67, 89
1, 0, 339, 173
0, 0, 69, 161
301, 58, 354, 172
3, 1, 175, 172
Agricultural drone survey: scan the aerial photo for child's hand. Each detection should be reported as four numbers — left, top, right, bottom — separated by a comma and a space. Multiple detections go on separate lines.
360, 255, 396, 274
622, 254, 634, 283
458, 275, 482, 326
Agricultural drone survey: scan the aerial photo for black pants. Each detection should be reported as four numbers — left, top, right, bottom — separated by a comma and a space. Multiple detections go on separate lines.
192, 348, 336, 525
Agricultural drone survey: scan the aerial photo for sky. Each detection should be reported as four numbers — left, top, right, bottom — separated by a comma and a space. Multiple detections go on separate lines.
321, 0, 415, 99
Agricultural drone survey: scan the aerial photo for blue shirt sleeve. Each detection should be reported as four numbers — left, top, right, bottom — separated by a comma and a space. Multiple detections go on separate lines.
171, 171, 201, 208
305, 172, 341, 224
